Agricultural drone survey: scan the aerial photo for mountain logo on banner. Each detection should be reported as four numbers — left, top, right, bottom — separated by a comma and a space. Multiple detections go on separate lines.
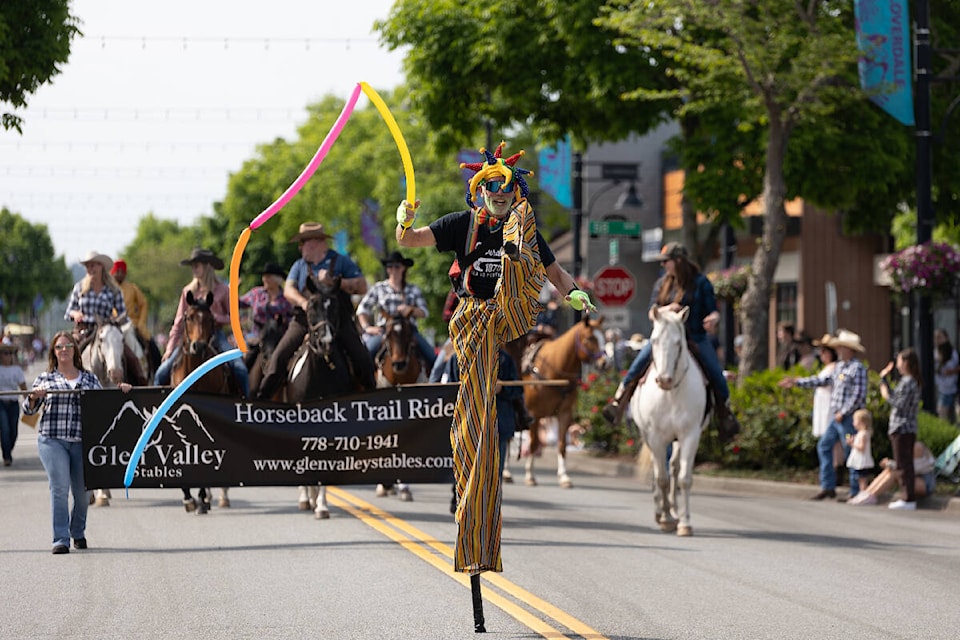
88, 400, 226, 476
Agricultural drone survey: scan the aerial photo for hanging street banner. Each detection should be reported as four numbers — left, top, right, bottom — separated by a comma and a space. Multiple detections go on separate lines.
854, 0, 915, 126
81, 386, 458, 489
537, 136, 573, 208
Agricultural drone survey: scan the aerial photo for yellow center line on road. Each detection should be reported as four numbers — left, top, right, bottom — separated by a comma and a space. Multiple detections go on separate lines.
327, 486, 608, 640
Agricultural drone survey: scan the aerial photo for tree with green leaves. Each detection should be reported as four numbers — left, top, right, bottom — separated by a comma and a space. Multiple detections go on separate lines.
0, 208, 72, 320
0, 1, 81, 132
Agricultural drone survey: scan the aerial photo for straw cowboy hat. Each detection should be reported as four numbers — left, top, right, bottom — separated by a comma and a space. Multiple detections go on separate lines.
813, 333, 834, 347
180, 248, 224, 270
380, 250, 414, 268
80, 251, 114, 271
657, 242, 689, 261
289, 222, 329, 243
830, 329, 866, 353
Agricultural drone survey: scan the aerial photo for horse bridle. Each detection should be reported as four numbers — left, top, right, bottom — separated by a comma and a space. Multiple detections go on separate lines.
306, 295, 338, 363
574, 329, 605, 363
652, 333, 690, 389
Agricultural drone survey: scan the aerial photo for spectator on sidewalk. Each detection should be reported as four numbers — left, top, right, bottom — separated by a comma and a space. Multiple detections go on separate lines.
844, 408, 875, 497
0, 343, 27, 466
878, 348, 922, 510
778, 329, 868, 501
933, 328, 958, 424
848, 441, 937, 506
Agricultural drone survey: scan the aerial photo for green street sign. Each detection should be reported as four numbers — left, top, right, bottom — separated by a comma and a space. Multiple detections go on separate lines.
588, 220, 641, 238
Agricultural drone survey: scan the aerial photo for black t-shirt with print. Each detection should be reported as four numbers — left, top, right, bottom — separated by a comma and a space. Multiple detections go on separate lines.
429, 209, 556, 300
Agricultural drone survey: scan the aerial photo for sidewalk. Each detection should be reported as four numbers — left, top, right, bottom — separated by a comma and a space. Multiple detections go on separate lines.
563, 447, 960, 515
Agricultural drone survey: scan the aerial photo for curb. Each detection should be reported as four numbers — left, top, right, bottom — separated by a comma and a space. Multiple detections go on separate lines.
564, 449, 960, 515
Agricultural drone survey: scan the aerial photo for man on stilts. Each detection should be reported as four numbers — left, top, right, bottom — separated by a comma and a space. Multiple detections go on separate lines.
396, 142, 593, 632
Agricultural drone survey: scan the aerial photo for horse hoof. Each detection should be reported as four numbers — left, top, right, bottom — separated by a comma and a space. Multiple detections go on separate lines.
524, 476, 537, 487
95, 497, 110, 507
315, 509, 330, 520
659, 521, 678, 533
375, 484, 388, 497
183, 498, 197, 513
88, 493, 96, 506
559, 477, 574, 489
502, 472, 514, 484
218, 497, 230, 508
298, 500, 311, 511
197, 501, 210, 515
399, 488, 413, 502
677, 525, 693, 537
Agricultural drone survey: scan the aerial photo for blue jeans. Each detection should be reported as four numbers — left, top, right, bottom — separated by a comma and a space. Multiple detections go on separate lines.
155, 331, 249, 396
37, 434, 89, 547
0, 400, 19, 461
817, 414, 856, 494
624, 336, 730, 401
363, 329, 436, 369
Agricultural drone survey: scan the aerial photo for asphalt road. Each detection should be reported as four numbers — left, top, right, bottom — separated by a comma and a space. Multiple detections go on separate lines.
4, 420, 960, 640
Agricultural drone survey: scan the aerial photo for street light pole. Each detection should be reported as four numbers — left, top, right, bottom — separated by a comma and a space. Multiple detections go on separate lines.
915, 0, 935, 413
572, 152, 584, 320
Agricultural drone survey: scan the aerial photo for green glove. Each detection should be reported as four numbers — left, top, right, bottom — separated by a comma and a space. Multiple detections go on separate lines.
567, 289, 596, 312
396, 201, 416, 229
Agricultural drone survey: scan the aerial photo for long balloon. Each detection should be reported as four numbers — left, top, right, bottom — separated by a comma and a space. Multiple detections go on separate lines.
123, 349, 242, 488
249, 83, 363, 230
125, 83, 416, 489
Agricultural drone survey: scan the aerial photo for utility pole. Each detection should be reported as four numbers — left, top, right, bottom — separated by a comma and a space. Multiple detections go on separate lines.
572, 152, 584, 321
914, 0, 935, 413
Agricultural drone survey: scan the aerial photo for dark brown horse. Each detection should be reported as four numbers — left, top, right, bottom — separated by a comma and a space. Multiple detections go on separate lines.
375, 311, 423, 387
520, 315, 606, 488
171, 290, 236, 513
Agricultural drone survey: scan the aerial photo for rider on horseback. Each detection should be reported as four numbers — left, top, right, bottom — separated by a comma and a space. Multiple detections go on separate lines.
154, 248, 249, 397
356, 250, 436, 371
602, 242, 740, 439
254, 222, 376, 400
238, 262, 295, 370
66, 251, 128, 331
110, 259, 161, 376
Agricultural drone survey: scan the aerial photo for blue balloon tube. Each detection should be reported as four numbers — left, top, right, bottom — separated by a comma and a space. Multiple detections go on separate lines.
123, 349, 242, 488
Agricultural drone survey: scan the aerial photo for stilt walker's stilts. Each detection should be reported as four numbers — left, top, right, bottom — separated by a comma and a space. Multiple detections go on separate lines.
471, 574, 486, 633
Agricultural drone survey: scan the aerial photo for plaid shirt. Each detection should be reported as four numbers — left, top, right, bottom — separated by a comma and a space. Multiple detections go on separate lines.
356, 280, 429, 328
65, 282, 127, 323
795, 357, 867, 420
22, 370, 102, 441
886, 374, 920, 435
238, 286, 294, 334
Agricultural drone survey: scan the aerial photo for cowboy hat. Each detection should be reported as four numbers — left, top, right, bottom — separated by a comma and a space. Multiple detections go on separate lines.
288, 222, 329, 243
813, 333, 834, 347
79, 251, 114, 271
261, 262, 286, 278
380, 250, 414, 268
830, 329, 866, 353
180, 248, 224, 270
657, 242, 689, 262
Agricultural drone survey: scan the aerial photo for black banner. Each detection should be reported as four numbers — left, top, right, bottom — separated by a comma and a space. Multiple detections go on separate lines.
81, 386, 458, 488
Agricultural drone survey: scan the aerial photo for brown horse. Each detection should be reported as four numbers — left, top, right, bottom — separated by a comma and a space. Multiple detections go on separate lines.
375, 311, 423, 387
170, 290, 236, 513
520, 315, 606, 488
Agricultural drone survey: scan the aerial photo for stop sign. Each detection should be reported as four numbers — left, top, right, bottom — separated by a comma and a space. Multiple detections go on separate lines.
593, 266, 636, 306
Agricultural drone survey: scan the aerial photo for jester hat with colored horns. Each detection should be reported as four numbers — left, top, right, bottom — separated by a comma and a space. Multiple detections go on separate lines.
459, 141, 533, 209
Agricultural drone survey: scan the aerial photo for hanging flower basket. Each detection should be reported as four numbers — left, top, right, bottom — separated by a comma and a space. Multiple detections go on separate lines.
707, 265, 751, 301
879, 241, 960, 302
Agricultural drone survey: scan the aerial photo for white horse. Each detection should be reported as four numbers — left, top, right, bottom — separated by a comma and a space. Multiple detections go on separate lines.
628, 307, 709, 537
80, 321, 126, 507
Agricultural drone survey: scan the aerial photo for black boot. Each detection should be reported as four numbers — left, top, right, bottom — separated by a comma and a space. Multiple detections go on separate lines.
714, 400, 741, 443
602, 378, 638, 425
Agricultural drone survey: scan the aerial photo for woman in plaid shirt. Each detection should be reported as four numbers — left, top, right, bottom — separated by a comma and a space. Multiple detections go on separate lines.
879, 348, 923, 510
22, 331, 132, 554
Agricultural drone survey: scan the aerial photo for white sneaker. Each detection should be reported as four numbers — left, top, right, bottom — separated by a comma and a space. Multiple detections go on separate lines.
888, 499, 917, 510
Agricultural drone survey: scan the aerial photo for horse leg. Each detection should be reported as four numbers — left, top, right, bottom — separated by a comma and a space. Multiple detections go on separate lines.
648, 439, 676, 532
397, 482, 413, 502
197, 488, 210, 514
297, 485, 312, 510
375, 483, 395, 497
523, 422, 540, 486
675, 435, 699, 537
94, 488, 110, 507
218, 487, 230, 508
557, 414, 573, 488
314, 484, 330, 520
181, 488, 197, 512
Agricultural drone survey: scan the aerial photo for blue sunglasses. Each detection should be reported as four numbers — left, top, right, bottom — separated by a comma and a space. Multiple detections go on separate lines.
484, 179, 516, 194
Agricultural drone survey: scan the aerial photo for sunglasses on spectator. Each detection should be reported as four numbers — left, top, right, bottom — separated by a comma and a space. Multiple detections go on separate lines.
483, 179, 515, 194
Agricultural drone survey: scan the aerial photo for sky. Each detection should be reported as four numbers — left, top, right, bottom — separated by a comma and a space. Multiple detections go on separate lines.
1, 0, 405, 266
